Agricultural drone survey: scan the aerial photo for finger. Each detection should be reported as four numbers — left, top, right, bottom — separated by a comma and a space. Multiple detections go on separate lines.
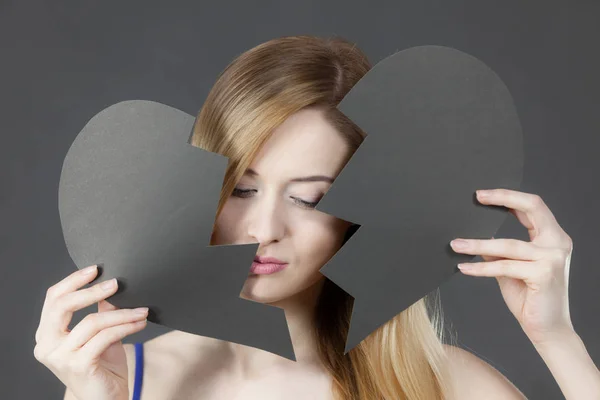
458, 259, 538, 281
40, 266, 99, 322
451, 238, 545, 261
78, 319, 148, 362
481, 255, 505, 266
42, 278, 119, 339
63, 308, 148, 350
481, 237, 503, 262
37, 265, 100, 344
476, 189, 559, 239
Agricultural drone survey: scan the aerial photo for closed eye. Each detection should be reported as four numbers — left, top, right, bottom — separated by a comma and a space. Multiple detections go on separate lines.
231, 188, 320, 209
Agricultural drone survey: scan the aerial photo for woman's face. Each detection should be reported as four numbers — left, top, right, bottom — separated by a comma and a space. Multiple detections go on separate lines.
211, 107, 353, 304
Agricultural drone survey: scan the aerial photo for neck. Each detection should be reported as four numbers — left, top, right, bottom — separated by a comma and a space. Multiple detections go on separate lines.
228, 278, 326, 380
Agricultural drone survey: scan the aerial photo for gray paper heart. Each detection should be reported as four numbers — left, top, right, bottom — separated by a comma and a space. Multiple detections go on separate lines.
317, 45, 523, 353
58, 100, 294, 360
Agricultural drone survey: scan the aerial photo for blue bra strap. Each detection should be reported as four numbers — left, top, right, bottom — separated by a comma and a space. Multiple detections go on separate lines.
132, 342, 144, 400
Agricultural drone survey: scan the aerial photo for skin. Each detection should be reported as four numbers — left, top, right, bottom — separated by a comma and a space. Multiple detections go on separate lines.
451, 189, 600, 399
37, 107, 598, 400
209, 107, 354, 378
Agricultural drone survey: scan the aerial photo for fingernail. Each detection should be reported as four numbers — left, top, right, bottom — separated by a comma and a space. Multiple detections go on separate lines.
82, 265, 97, 275
477, 190, 490, 198
100, 278, 117, 291
134, 307, 149, 316
451, 239, 469, 249
457, 263, 472, 271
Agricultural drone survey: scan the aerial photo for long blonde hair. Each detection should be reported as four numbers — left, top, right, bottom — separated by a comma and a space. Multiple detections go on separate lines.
190, 35, 454, 400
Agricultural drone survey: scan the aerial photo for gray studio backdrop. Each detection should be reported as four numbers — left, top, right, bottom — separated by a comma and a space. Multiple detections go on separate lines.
1, 1, 598, 399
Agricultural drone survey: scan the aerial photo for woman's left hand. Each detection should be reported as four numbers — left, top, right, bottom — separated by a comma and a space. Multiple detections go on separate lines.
450, 188, 575, 346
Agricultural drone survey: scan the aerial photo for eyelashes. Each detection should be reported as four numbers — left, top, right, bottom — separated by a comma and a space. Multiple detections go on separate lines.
231, 188, 320, 209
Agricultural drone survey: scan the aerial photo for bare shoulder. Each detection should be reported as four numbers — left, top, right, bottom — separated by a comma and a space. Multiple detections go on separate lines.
442, 344, 528, 400
143, 329, 231, 366
124, 331, 233, 399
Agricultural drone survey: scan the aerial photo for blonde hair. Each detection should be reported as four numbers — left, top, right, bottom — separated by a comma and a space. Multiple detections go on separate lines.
190, 35, 454, 400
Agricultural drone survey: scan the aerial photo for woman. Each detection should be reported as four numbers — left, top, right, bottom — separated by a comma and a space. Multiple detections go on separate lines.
34, 35, 600, 400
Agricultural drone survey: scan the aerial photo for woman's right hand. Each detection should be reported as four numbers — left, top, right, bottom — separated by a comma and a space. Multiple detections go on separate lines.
34, 265, 149, 400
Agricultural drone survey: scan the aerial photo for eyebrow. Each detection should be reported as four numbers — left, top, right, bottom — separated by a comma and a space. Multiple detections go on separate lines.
245, 168, 334, 183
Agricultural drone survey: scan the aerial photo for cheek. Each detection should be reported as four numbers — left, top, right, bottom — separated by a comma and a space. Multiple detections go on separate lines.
296, 216, 347, 262
211, 200, 244, 245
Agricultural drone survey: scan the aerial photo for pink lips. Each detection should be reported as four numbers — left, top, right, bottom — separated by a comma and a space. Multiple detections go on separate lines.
250, 255, 288, 275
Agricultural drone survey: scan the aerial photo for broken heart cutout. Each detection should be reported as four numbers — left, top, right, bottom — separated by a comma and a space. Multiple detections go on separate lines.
58, 45, 523, 361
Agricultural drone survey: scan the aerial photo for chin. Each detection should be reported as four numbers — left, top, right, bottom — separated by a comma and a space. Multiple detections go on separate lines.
239, 275, 325, 305
239, 289, 287, 304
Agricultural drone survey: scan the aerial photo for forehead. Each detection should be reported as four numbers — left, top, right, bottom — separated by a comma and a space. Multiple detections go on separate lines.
248, 108, 349, 178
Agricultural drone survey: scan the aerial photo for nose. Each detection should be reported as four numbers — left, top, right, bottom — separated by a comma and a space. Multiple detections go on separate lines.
246, 192, 286, 245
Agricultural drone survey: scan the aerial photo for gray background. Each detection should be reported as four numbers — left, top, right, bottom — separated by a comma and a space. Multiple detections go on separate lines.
1, 0, 598, 398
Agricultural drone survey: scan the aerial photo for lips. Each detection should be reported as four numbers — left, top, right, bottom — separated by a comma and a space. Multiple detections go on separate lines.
250, 255, 288, 275
254, 255, 286, 264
